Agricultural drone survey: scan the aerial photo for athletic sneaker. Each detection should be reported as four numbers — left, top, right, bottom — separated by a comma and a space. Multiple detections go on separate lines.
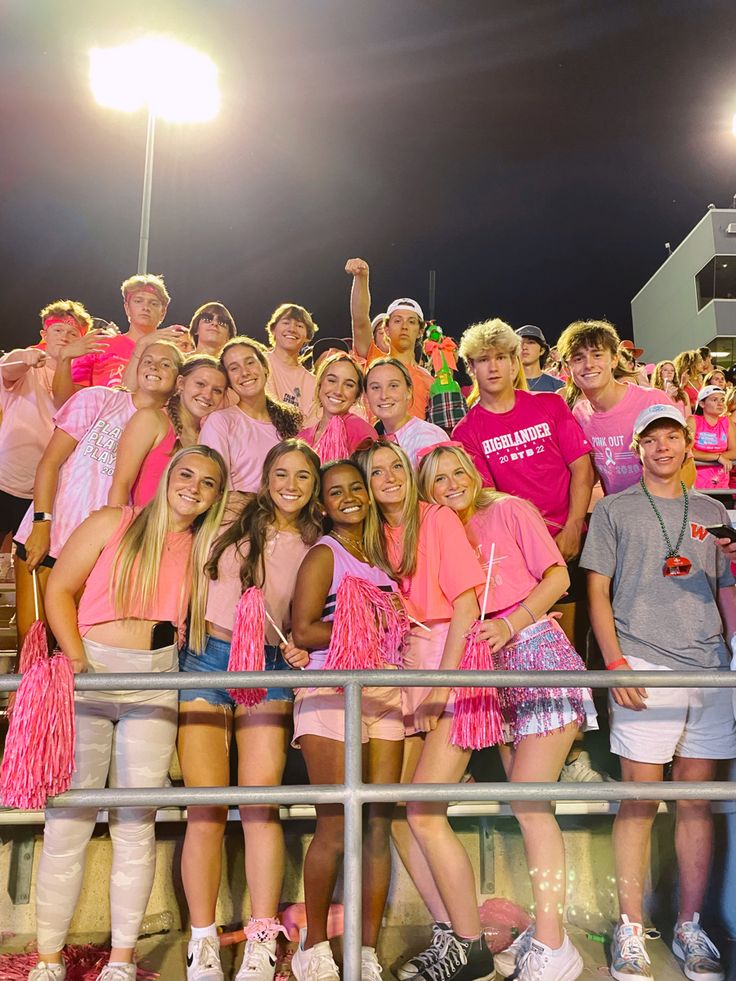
291, 928, 340, 980
611, 916, 652, 981
516, 934, 582, 981
235, 935, 277, 980
559, 752, 615, 783
27, 963, 67, 981
397, 922, 453, 979
494, 925, 535, 977
94, 966, 137, 981
361, 946, 383, 980
672, 914, 724, 981
415, 934, 494, 980
186, 936, 225, 981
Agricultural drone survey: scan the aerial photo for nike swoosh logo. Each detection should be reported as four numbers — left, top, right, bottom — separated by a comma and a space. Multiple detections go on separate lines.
186, 954, 194, 967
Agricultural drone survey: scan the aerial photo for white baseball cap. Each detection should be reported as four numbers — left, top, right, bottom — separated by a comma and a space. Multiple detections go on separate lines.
386, 297, 424, 320
632, 403, 687, 437
696, 385, 726, 404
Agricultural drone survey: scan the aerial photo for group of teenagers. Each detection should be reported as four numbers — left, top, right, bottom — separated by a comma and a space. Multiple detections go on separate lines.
2, 262, 736, 981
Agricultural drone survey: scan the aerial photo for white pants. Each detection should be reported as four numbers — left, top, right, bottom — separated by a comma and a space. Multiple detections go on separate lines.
35, 641, 178, 952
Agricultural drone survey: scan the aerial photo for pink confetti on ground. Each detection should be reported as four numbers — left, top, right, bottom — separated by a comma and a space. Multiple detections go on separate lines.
0, 945, 159, 980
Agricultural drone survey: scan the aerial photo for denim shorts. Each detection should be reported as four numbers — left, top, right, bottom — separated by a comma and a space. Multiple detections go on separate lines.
179, 635, 294, 706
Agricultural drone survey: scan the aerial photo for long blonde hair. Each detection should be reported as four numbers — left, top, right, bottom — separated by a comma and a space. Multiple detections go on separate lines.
111, 445, 228, 653
416, 445, 507, 517
352, 441, 420, 579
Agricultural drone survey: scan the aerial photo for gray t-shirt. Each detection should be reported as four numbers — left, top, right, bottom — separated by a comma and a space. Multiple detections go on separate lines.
580, 483, 734, 669
526, 372, 565, 393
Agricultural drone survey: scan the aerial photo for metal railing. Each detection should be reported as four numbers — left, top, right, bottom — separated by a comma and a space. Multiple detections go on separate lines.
2, 667, 736, 978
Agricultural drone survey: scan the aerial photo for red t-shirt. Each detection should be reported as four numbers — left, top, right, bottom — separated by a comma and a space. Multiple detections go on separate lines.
71, 334, 136, 389
452, 390, 592, 536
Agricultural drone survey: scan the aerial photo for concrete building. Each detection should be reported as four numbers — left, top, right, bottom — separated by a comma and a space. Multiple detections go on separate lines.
631, 208, 736, 363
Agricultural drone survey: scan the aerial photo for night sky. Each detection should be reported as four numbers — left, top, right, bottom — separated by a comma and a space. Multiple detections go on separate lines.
2, 0, 735, 354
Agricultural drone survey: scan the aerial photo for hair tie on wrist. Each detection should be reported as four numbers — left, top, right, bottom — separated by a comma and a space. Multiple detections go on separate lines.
518, 600, 536, 624
499, 616, 515, 642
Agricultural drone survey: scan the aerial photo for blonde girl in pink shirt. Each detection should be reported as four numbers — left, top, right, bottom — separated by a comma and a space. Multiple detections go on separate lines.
352, 441, 494, 981
418, 443, 596, 981
109, 356, 228, 507
27, 446, 227, 981
200, 338, 302, 509
177, 440, 322, 981
297, 352, 377, 462
13, 341, 183, 645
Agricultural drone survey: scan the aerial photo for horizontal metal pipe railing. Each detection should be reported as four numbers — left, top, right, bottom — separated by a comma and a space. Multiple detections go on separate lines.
3, 668, 735, 977
3, 668, 736, 691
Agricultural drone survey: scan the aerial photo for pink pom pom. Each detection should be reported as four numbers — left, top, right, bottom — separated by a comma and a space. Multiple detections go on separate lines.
227, 586, 267, 707
316, 415, 350, 464
451, 622, 504, 750
18, 619, 48, 673
1, 653, 76, 810
479, 898, 532, 954
323, 576, 408, 672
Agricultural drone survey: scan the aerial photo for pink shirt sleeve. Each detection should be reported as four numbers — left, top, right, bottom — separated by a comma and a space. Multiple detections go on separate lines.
431, 506, 486, 604
502, 497, 566, 579
345, 413, 378, 450
53, 387, 107, 442
452, 413, 494, 486
70, 354, 94, 386
199, 412, 234, 490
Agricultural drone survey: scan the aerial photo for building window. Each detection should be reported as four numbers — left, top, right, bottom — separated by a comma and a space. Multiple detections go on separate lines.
696, 257, 736, 310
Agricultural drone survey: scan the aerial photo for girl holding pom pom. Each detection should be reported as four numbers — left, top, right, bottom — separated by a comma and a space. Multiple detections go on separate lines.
28, 446, 227, 981
297, 352, 377, 463
288, 459, 406, 981
352, 440, 494, 981
177, 439, 322, 981
417, 442, 596, 981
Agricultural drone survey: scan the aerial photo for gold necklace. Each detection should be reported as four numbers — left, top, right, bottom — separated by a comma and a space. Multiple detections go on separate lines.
330, 530, 367, 561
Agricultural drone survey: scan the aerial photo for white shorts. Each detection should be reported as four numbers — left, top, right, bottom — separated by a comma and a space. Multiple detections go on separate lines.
609, 654, 736, 764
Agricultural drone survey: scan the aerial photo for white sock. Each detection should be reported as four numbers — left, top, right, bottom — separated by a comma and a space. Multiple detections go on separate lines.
191, 923, 218, 940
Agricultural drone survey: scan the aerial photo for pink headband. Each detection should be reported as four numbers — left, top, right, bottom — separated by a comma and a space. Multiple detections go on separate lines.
124, 284, 165, 303
415, 440, 465, 465
42, 314, 87, 335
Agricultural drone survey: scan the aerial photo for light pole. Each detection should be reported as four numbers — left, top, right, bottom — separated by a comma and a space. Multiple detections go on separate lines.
89, 36, 220, 274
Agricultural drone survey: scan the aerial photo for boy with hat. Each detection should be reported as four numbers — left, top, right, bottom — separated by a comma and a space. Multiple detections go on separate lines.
581, 403, 736, 981
516, 324, 564, 393
345, 257, 433, 419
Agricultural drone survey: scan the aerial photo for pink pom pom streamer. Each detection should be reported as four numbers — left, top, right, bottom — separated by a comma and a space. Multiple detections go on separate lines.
1, 654, 76, 809
316, 414, 350, 464
0, 944, 159, 980
18, 619, 48, 673
227, 586, 267, 707
323, 576, 408, 672
451, 621, 504, 750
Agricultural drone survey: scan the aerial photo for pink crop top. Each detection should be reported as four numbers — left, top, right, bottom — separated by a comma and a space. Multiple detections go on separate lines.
130, 422, 177, 507
77, 507, 193, 635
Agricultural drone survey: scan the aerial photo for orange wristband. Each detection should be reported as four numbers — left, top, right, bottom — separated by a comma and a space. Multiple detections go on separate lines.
606, 657, 629, 670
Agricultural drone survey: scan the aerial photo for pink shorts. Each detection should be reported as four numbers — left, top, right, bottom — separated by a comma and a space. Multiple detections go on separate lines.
401, 621, 455, 736
292, 685, 405, 746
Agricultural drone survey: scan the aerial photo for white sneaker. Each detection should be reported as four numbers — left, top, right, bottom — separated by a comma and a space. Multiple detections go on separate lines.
494, 924, 535, 977
396, 922, 453, 979
94, 966, 137, 981
611, 916, 652, 981
517, 934, 583, 981
235, 935, 277, 980
186, 936, 224, 981
28, 963, 67, 981
291, 928, 340, 980
559, 752, 615, 783
361, 946, 383, 980
672, 913, 724, 981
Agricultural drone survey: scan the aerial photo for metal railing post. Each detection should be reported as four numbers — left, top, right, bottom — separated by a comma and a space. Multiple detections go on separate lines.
343, 681, 363, 980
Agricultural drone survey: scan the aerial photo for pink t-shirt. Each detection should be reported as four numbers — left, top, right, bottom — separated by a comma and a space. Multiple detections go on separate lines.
0, 354, 56, 498
15, 388, 135, 557
465, 497, 565, 617
391, 415, 447, 467
385, 502, 485, 621
452, 390, 592, 535
199, 406, 281, 493
71, 334, 136, 389
298, 413, 378, 458
266, 352, 317, 425
693, 414, 730, 489
206, 528, 310, 644
572, 384, 682, 495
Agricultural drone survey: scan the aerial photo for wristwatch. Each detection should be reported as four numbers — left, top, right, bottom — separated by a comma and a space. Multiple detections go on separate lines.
32, 511, 53, 522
